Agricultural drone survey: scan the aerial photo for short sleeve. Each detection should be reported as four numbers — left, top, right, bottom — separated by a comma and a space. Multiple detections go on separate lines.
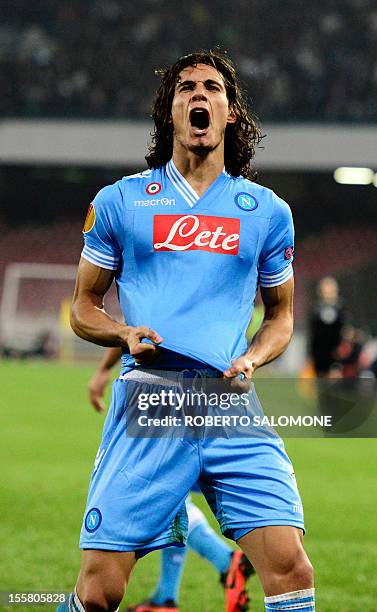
81, 183, 123, 270
259, 194, 294, 288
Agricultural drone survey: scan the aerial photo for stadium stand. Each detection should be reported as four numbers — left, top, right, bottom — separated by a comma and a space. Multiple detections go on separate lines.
1, 0, 376, 121
295, 227, 377, 280
0, 221, 78, 304
0, 220, 376, 326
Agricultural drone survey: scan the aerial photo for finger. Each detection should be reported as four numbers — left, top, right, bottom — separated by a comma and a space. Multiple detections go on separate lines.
136, 327, 163, 344
223, 364, 243, 378
132, 341, 160, 356
89, 391, 105, 413
93, 397, 105, 413
135, 346, 163, 365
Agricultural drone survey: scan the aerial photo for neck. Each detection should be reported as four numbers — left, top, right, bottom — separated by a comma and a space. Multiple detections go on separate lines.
172, 146, 225, 197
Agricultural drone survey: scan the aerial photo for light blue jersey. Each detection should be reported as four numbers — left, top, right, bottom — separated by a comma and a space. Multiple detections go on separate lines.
82, 160, 294, 372
79, 163, 303, 555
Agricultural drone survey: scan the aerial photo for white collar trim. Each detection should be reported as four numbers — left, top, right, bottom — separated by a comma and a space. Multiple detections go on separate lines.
166, 160, 227, 208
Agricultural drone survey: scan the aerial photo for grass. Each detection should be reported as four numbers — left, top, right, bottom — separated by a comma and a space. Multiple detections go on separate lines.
0, 360, 376, 611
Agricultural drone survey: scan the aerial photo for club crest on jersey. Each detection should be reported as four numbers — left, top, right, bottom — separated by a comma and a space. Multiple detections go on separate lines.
85, 508, 102, 533
146, 182, 161, 195
235, 192, 258, 212
83, 202, 96, 233
153, 214, 240, 255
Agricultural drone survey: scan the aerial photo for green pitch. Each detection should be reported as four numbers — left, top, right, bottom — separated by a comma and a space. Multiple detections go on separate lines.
0, 361, 376, 611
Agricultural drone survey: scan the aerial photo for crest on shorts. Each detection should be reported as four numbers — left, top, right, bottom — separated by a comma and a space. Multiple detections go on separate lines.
83, 203, 96, 233
85, 508, 102, 532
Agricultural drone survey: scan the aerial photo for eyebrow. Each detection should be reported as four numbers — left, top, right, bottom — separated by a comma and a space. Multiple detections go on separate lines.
177, 78, 225, 90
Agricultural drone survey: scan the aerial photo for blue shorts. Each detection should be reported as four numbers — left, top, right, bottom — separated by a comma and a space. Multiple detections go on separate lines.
79, 369, 304, 555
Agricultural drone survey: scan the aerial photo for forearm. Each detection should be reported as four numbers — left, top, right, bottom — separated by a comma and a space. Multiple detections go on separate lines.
96, 346, 122, 371
70, 294, 128, 348
71, 259, 162, 357
88, 346, 122, 413
246, 315, 293, 370
70, 259, 128, 347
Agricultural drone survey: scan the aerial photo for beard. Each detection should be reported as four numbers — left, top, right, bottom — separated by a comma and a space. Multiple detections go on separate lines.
186, 141, 220, 156
173, 130, 222, 157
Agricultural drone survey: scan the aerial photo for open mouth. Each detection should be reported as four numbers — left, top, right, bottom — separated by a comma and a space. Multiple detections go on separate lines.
189, 108, 210, 132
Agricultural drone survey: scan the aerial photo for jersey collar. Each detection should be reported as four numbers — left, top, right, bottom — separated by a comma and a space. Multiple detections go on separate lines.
166, 159, 227, 208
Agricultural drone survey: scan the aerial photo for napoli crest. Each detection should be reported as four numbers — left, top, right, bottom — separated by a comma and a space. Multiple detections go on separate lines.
85, 508, 102, 533
235, 192, 258, 211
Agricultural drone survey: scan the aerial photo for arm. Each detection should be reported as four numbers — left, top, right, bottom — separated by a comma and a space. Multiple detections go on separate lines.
88, 347, 122, 413
224, 276, 294, 380
70, 258, 163, 354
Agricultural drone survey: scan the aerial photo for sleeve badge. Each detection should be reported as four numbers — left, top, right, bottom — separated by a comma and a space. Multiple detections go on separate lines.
83, 203, 96, 233
284, 246, 294, 260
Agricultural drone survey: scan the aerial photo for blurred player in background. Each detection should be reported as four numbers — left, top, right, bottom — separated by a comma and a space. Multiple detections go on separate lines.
308, 276, 347, 423
308, 276, 344, 377
88, 347, 254, 612
58, 50, 314, 612
336, 325, 364, 379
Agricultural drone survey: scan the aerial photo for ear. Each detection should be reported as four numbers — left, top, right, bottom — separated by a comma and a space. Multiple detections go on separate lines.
227, 105, 237, 124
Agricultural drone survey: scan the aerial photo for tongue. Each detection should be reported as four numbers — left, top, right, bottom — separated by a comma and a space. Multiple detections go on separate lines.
191, 110, 209, 130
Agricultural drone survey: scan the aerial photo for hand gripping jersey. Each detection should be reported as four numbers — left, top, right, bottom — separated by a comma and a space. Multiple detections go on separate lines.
81, 160, 294, 372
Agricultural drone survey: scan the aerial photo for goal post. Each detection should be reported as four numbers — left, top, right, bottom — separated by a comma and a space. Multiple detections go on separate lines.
0, 262, 119, 360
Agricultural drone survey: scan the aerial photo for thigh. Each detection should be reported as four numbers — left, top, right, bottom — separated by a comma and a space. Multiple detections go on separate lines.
238, 524, 304, 570
238, 525, 312, 595
77, 549, 136, 604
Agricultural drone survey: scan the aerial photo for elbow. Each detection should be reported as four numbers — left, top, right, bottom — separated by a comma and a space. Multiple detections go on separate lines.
288, 313, 294, 337
278, 314, 294, 353
286, 315, 294, 345
70, 301, 84, 338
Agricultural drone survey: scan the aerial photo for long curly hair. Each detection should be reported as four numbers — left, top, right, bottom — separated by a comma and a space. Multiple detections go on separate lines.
145, 50, 263, 180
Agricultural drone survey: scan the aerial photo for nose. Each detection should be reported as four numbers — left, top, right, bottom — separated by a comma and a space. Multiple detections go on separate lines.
191, 82, 207, 102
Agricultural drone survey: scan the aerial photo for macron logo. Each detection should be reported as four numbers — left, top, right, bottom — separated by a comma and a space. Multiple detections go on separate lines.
153, 214, 240, 255
134, 197, 175, 207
